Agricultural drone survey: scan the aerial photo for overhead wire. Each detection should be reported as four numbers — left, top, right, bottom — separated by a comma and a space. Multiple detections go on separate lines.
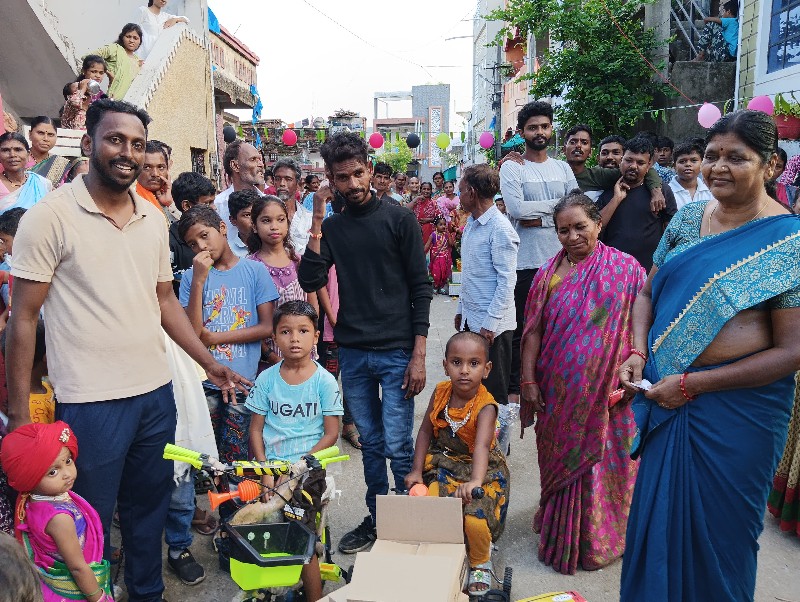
599, 0, 696, 103
299, 0, 435, 78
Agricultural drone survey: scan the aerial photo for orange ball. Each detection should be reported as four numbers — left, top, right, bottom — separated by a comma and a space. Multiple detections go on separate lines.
409, 483, 428, 497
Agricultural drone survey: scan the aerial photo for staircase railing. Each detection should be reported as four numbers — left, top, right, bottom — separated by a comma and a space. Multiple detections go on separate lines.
670, 0, 709, 60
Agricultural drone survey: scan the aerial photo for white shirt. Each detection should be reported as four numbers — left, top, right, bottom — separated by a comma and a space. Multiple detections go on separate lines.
668, 177, 713, 209
290, 203, 313, 256
457, 205, 519, 335
136, 6, 189, 59
499, 157, 578, 270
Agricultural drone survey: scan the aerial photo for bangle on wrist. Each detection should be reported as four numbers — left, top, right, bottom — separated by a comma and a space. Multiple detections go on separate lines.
630, 348, 647, 362
308, 229, 322, 240
680, 371, 696, 401
520, 380, 537, 386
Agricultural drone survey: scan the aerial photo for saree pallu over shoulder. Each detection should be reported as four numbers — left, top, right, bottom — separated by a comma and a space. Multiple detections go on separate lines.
522, 242, 645, 574
649, 214, 800, 378
622, 215, 800, 601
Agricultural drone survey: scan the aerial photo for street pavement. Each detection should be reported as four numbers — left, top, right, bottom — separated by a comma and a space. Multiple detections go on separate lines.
145, 294, 800, 602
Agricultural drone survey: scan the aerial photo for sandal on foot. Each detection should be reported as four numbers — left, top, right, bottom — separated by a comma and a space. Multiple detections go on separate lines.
341, 425, 362, 449
192, 509, 218, 536
467, 562, 493, 597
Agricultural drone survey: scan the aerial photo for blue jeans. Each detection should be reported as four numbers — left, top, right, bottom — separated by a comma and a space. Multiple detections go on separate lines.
339, 347, 415, 519
165, 474, 195, 553
56, 383, 176, 602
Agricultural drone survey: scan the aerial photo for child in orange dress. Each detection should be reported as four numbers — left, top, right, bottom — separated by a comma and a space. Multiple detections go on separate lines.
405, 331, 510, 596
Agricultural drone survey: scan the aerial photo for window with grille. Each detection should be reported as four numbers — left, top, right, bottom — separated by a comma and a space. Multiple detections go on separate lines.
769, 0, 800, 72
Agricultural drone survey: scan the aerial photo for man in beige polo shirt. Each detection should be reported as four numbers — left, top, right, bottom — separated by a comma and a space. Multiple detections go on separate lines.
5, 100, 248, 602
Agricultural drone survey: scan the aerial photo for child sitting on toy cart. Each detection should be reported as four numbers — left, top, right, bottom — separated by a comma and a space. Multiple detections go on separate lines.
245, 300, 343, 600
405, 331, 510, 598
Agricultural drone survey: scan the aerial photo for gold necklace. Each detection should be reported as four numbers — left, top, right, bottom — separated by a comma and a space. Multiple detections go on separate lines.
706, 200, 768, 235
566, 255, 578, 268
2, 172, 27, 188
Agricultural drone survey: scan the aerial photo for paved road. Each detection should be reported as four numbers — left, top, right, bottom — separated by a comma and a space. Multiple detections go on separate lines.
138, 295, 800, 601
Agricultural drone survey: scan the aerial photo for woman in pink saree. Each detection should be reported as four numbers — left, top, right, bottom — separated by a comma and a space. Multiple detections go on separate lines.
520, 192, 645, 575
408, 181, 442, 242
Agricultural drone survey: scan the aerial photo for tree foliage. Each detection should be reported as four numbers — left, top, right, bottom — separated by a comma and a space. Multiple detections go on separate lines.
487, 0, 668, 138
379, 137, 414, 174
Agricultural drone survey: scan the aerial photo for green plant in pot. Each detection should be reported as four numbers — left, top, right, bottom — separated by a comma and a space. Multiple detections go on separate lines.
773, 93, 800, 140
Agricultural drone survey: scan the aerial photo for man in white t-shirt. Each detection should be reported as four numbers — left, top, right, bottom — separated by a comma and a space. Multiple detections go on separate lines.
499, 101, 578, 402
215, 141, 265, 253
272, 158, 313, 255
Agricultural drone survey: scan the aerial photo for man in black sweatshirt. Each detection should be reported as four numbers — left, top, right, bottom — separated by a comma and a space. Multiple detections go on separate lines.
299, 132, 432, 553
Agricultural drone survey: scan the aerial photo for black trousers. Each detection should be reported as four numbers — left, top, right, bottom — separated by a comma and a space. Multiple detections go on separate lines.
509, 268, 538, 395
464, 323, 513, 406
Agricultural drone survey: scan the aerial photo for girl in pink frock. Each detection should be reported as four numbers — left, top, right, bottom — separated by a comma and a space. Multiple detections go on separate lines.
425, 217, 455, 293
247, 196, 318, 365
0, 421, 111, 602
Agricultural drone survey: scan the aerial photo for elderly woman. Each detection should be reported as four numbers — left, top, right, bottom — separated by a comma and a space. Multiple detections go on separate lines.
0, 133, 52, 213
520, 192, 646, 574
619, 110, 800, 601
27, 117, 71, 187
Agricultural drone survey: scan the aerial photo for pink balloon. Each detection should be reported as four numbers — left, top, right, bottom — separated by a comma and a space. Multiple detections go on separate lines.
369, 132, 384, 149
697, 103, 722, 128
282, 129, 298, 146
747, 95, 775, 115
479, 131, 495, 149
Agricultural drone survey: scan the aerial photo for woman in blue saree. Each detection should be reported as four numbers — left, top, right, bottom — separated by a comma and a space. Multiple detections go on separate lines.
619, 110, 800, 601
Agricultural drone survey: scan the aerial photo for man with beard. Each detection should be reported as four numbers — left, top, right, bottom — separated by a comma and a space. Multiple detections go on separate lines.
136, 140, 178, 223
215, 140, 265, 250
499, 100, 577, 405
598, 135, 627, 168
5, 99, 248, 602
298, 132, 431, 554
272, 157, 313, 255
564, 125, 665, 204
596, 135, 677, 270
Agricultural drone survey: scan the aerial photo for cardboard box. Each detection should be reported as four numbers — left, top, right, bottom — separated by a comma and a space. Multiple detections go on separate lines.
450, 272, 462, 284
324, 495, 467, 602
326, 587, 468, 602
447, 283, 461, 296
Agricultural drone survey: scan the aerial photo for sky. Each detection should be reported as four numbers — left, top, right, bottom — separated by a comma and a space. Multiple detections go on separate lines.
209, 0, 476, 133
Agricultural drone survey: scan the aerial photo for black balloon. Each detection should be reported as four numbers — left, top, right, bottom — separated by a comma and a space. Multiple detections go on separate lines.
406, 133, 420, 149
222, 125, 237, 143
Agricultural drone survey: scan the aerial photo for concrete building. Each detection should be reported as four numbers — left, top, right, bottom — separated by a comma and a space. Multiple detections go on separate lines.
737, 0, 800, 101
0, 0, 258, 179
466, 0, 504, 164
411, 84, 451, 181
211, 23, 260, 183
369, 85, 451, 180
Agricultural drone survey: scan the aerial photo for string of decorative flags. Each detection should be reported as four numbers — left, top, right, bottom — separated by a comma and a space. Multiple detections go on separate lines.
238, 127, 498, 151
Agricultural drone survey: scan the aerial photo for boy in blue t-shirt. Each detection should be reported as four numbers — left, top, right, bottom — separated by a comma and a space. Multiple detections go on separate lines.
178, 205, 278, 464
694, 0, 739, 62
246, 300, 343, 602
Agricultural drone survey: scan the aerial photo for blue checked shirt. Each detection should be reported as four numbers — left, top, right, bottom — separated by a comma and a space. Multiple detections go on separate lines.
457, 205, 520, 334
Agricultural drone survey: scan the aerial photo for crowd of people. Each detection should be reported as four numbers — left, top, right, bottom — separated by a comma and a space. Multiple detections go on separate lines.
0, 72, 798, 602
